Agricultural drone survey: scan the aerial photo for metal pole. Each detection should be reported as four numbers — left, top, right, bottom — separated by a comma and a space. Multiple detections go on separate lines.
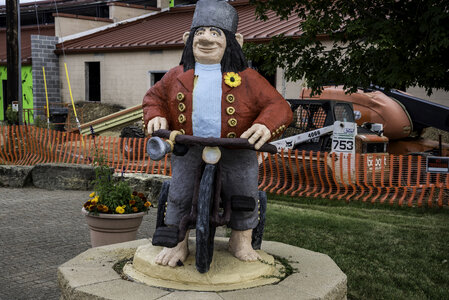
17, 0, 23, 125
5, 0, 22, 125
6, 0, 18, 122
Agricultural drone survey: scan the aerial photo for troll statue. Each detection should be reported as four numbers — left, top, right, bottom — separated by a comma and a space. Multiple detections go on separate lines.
142, 0, 292, 267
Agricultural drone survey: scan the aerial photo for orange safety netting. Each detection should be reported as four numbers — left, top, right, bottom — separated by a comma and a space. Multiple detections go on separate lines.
0, 126, 171, 176
257, 150, 449, 207
1, 126, 447, 207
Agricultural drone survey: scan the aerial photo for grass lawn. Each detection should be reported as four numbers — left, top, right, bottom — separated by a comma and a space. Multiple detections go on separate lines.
263, 195, 449, 300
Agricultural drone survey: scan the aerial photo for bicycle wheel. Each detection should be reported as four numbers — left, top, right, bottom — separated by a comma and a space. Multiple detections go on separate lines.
251, 190, 267, 250
196, 164, 216, 273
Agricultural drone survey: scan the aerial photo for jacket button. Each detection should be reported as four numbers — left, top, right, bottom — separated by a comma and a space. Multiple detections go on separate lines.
228, 118, 237, 127
227, 132, 236, 138
178, 102, 186, 112
176, 92, 185, 101
178, 114, 186, 123
226, 94, 235, 103
226, 106, 235, 115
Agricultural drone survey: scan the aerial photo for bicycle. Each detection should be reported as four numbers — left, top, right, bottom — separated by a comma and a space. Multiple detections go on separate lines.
147, 129, 277, 273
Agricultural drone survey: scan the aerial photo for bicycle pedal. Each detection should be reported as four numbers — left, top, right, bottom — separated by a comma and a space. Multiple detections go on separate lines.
152, 227, 179, 248
231, 195, 256, 211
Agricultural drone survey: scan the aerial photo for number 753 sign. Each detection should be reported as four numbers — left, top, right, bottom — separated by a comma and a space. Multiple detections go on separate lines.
331, 121, 356, 155
332, 138, 355, 154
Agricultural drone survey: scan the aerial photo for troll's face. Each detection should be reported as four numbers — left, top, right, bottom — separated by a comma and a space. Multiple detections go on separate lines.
191, 26, 227, 64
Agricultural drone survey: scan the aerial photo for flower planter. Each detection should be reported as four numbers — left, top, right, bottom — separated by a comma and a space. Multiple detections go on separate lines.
82, 208, 145, 247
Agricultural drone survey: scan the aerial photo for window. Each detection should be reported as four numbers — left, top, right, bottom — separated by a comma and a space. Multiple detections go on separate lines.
334, 103, 355, 123
85, 62, 101, 101
148, 71, 167, 87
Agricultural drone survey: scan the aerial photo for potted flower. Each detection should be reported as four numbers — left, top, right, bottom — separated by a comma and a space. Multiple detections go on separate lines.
82, 162, 152, 247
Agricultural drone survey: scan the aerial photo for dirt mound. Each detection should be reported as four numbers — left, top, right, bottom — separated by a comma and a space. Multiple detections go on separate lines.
65, 102, 144, 136
65, 101, 126, 133
421, 128, 449, 144
69, 102, 125, 124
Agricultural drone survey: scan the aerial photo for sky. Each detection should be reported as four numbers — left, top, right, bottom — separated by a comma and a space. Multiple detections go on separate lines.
0, 0, 40, 5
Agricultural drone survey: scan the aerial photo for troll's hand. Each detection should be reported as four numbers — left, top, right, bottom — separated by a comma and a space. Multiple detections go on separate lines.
241, 124, 270, 150
147, 117, 168, 135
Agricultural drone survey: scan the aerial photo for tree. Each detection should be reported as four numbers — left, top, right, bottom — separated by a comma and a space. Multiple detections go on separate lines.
245, 0, 449, 95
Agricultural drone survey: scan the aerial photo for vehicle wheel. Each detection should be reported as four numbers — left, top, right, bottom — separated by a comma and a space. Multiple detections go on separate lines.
155, 181, 170, 228
251, 190, 267, 250
120, 125, 146, 160
196, 164, 216, 273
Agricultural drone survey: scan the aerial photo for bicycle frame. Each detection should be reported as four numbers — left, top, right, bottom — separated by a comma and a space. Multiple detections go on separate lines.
148, 130, 273, 273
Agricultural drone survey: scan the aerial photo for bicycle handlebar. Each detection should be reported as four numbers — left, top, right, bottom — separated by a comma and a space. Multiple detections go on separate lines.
148, 129, 277, 161
154, 129, 277, 154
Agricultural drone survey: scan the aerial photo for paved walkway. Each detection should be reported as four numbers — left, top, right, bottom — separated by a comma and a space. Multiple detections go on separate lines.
0, 187, 157, 300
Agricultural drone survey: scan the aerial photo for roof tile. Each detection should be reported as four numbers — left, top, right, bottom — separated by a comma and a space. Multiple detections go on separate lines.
56, 2, 302, 53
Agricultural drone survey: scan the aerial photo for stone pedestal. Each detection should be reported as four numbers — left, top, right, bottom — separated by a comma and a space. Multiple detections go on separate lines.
124, 239, 282, 291
58, 238, 347, 300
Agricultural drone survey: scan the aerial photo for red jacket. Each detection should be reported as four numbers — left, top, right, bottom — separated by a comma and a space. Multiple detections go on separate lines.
142, 65, 292, 140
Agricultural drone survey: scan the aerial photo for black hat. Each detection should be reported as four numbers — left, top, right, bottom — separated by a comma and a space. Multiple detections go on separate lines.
191, 0, 239, 33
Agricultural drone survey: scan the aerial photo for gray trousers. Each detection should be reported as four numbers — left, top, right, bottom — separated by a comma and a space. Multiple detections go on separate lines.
166, 145, 259, 231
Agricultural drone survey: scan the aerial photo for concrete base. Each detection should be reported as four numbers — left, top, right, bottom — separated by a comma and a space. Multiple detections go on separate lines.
58, 238, 347, 300
124, 239, 282, 291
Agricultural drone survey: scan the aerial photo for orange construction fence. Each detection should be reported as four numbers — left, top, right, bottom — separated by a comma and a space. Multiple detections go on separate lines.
0, 125, 170, 176
257, 150, 448, 208
1, 126, 448, 207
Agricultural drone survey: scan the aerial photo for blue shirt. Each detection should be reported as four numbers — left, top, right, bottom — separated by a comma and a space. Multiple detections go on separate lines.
192, 62, 222, 138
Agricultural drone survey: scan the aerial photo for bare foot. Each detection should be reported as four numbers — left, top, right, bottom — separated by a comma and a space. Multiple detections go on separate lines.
228, 229, 261, 261
155, 230, 190, 267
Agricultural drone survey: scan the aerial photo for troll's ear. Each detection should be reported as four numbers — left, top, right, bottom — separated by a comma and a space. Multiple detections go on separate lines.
235, 33, 244, 47
183, 32, 190, 44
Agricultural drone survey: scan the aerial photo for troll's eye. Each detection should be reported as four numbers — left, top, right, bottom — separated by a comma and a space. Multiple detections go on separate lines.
210, 27, 223, 36
195, 28, 206, 36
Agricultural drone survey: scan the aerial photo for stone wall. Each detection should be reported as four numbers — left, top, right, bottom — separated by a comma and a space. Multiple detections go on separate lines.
31, 35, 60, 118
0, 164, 169, 201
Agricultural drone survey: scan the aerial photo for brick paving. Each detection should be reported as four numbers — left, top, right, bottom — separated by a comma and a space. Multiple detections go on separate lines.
0, 187, 157, 300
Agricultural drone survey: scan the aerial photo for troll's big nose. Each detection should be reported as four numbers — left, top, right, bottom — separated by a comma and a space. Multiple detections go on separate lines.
197, 35, 214, 46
